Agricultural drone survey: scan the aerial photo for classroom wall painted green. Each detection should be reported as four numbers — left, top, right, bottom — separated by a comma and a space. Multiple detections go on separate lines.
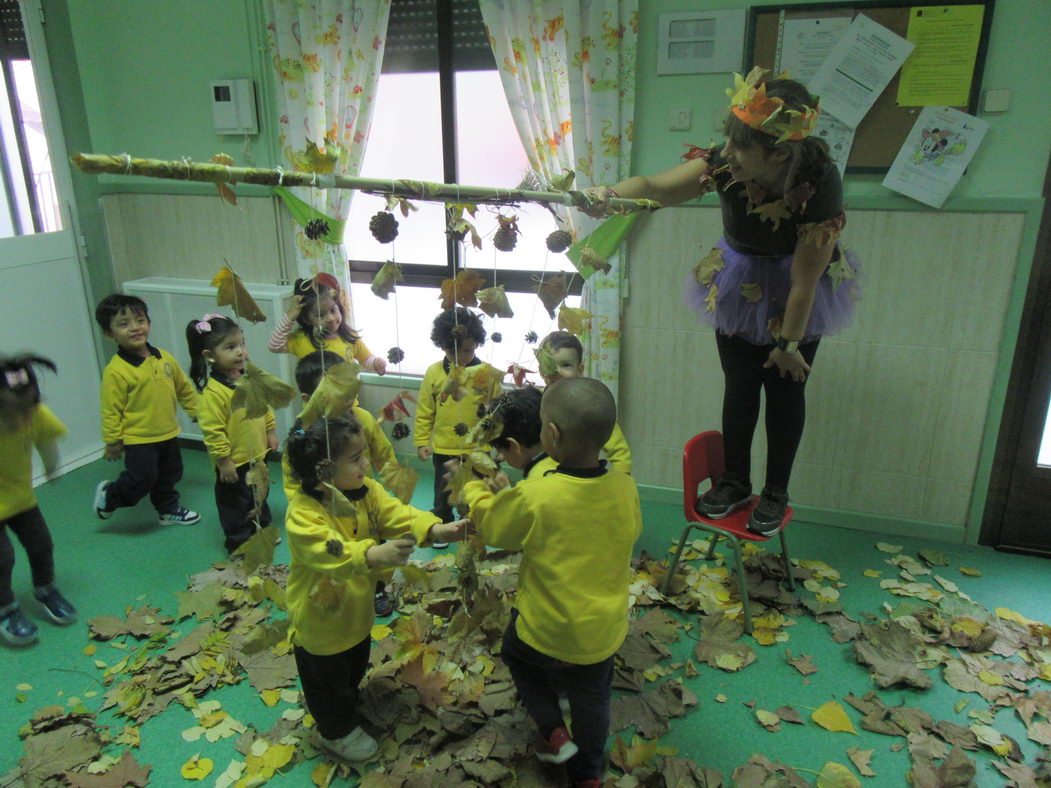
634, 0, 1051, 200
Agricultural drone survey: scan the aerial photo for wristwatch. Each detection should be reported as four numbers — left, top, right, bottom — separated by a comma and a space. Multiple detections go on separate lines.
776, 337, 801, 353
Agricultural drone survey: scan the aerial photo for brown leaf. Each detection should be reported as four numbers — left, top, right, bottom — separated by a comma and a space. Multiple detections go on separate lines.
694, 614, 756, 672
399, 654, 451, 713
439, 269, 485, 310
371, 261, 404, 300
853, 620, 933, 689
174, 582, 226, 622
693, 248, 725, 286
846, 746, 875, 777
88, 605, 173, 641
908, 746, 976, 788
536, 273, 570, 318
232, 523, 279, 574
378, 390, 416, 423
381, 464, 419, 504
659, 756, 724, 787
210, 154, 237, 206
731, 754, 810, 787
63, 750, 152, 788
476, 285, 514, 318
610, 735, 659, 775
237, 648, 298, 693
231, 363, 297, 419
776, 705, 804, 725
20, 724, 104, 786
211, 264, 266, 323
784, 648, 818, 675
299, 361, 361, 427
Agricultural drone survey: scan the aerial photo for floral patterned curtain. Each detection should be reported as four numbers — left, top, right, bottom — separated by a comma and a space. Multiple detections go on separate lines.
265, 0, 391, 296
478, 0, 637, 399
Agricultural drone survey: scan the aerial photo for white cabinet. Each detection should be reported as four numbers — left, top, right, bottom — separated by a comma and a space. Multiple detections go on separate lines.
121, 277, 298, 442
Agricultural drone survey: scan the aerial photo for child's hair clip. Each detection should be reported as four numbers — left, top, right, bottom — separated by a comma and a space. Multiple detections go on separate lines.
4, 369, 29, 388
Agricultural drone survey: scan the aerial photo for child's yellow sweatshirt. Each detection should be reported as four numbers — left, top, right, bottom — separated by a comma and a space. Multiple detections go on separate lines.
286, 331, 372, 364
281, 407, 398, 501
99, 346, 198, 445
0, 404, 66, 521
603, 422, 632, 473
462, 464, 642, 664
414, 358, 503, 455
285, 478, 439, 655
198, 373, 275, 467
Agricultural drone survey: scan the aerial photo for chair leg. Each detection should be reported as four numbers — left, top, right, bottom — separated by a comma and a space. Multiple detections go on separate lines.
731, 537, 753, 635
779, 530, 795, 591
705, 533, 720, 560
661, 524, 698, 596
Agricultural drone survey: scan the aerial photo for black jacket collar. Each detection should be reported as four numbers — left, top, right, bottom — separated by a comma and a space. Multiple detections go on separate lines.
117, 344, 162, 367
522, 452, 549, 478
442, 356, 482, 373
340, 485, 369, 502
210, 369, 238, 390
555, 460, 608, 478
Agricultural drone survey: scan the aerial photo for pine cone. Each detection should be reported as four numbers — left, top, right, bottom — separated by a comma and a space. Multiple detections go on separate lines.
477, 403, 487, 419
491, 332, 502, 343
546, 229, 573, 253
493, 225, 517, 252
454, 423, 469, 436
305, 218, 330, 241
369, 211, 399, 243
387, 346, 405, 365
525, 331, 538, 344
391, 423, 410, 441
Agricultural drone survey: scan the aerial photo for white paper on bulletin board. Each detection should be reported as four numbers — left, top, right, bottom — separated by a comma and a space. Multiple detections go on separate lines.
776, 17, 852, 83
657, 9, 747, 75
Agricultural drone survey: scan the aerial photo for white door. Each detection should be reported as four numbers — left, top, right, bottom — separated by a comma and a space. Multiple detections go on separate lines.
0, 2, 101, 479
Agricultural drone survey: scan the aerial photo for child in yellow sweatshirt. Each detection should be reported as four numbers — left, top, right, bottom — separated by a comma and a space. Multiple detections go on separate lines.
540, 331, 631, 473
286, 350, 400, 616
284, 416, 465, 762
186, 314, 278, 555
461, 377, 642, 788
0, 354, 77, 646
93, 294, 200, 526
414, 307, 503, 532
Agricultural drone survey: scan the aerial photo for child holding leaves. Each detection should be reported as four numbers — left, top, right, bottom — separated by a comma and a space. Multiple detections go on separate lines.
186, 314, 278, 555
283, 416, 465, 761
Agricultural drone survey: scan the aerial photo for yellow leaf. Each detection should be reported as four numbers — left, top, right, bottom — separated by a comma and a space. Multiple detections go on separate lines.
311, 761, 338, 788
83, 644, 97, 656
557, 305, 592, 336
715, 653, 744, 671
371, 624, 393, 641
380, 463, 419, 504
370, 261, 404, 300
15, 683, 32, 691
210, 264, 266, 323
756, 709, 781, 730
740, 282, 763, 303
260, 689, 281, 707
1038, 663, 1051, 681
816, 761, 861, 788
875, 542, 902, 553
477, 285, 514, 318
299, 361, 361, 428
715, 693, 728, 703
959, 566, 982, 576
950, 617, 985, 637
749, 199, 792, 231
231, 363, 297, 419
812, 701, 857, 734
692, 248, 724, 286
753, 627, 778, 646
978, 669, 1004, 686
198, 710, 228, 729
863, 569, 882, 578
704, 283, 718, 312
181, 755, 214, 780
996, 607, 1034, 625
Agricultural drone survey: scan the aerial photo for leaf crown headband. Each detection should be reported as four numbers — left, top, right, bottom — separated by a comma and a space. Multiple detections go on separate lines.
727, 67, 820, 143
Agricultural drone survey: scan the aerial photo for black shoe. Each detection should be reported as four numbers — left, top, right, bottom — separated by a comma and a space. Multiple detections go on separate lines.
373, 590, 394, 618
34, 585, 77, 625
696, 475, 752, 519
747, 486, 789, 537
0, 603, 38, 646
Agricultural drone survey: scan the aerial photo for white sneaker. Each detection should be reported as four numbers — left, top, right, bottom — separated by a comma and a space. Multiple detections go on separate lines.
319, 726, 379, 762
158, 506, 201, 526
94, 481, 113, 519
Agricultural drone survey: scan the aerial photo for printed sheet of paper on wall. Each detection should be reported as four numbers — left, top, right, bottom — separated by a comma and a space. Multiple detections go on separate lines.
807, 14, 915, 130
881, 105, 988, 208
897, 4, 985, 107
776, 16, 856, 176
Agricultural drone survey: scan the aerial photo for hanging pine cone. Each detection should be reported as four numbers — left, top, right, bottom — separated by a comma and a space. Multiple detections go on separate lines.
491, 332, 502, 343
387, 346, 405, 365
492, 214, 520, 252
476, 403, 487, 419
369, 211, 399, 243
525, 331, 538, 344
454, 422, 469, 437
391, 423, 410, 441
305, 218, 330, 241
546, 229, 573, 253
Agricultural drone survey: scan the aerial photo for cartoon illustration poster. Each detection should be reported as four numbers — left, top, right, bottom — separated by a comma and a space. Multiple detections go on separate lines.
882, 105, 988, 208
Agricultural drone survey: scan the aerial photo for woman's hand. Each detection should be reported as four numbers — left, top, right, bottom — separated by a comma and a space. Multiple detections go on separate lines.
285, 294, 306, 322
579, 186, 616, 219
429, 519, 469, 544
763, 348, 812, 382
366, 536, 416, 567
217, 456, 239, 483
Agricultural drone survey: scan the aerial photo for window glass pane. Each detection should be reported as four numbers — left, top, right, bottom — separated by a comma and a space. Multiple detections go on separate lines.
11, 60, 61, 233
346, 72, 444, 266
455, 70, 575, 274
350, 281, 580, 384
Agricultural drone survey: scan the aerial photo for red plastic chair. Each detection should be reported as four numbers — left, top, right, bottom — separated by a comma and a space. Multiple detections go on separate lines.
661, 431, 795, 633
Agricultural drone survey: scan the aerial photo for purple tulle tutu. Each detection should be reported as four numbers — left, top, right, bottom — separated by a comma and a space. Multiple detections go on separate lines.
684, 237, 861, 345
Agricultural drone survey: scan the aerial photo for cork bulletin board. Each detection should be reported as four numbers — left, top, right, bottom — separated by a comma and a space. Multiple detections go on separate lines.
746, 1, 995, 173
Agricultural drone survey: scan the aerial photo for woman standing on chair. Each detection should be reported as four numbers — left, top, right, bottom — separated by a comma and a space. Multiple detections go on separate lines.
582, 69, 859, 536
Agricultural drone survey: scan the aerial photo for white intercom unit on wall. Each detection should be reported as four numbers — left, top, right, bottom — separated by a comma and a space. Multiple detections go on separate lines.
210, 79, 258, 135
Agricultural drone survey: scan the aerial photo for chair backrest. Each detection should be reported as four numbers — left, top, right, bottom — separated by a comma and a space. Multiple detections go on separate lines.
682, 431, 725, 516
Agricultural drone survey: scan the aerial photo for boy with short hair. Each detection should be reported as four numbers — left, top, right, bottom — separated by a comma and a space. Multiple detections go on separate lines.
539, 331, 632, 473
93, 294, 200, 525
461, 377, 642, 788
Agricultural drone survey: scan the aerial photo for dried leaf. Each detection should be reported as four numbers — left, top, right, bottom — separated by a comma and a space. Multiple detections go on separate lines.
232, 524, 279, 574
812, 701, 857, 734
231, 362, 296, 419
557, 305, 592, 336
756, 709, 781, 731
377, 390, 416, 423
875, 542, 903, 553
211, 264, 266, 323
181, 754, 214, 780
299, 361, 361, 427
578, 246, 611, 275
740, 283, 763, 303
846, 746, 876, 777
371, 262, 404, 299
919, 549, 949, 566
440, 269, 485, 310
210, 154, 237, 206
785, 649, 818, 675
776, 706, 804, 725
477, 285, 514, 318
692, 248, 725, 286
610, 735, 660, 774
537, 273, 570, 318
694, 614, 756, 672
63, 750, 152, 788
533, 345, 557, 380
816, 761, 860, 788
958, 567, 982, 577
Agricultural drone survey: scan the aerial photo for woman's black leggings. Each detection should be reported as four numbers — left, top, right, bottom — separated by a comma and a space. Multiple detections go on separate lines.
715, 332, 820, 492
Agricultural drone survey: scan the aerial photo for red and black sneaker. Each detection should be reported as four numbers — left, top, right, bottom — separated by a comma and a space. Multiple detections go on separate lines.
536, 726, 578, 764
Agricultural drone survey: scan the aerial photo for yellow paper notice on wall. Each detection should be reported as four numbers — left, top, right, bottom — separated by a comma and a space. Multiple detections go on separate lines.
897, 5, 984, 107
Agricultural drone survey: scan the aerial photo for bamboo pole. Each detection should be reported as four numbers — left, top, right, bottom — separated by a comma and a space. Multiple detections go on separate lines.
71, 153, 662, 213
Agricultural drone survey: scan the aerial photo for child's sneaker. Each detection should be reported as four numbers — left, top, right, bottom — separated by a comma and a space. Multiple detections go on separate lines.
158, 506, 201, 526
93, 481, 114, 519
319, 726, 379, 762
34, 585, 77, 625
746, 486, 789, 537
536, 726, 578, 764
696, 474, 751, 519
373, 590, 394, 618
431, 542, 449, 550
0, 603, 38, 646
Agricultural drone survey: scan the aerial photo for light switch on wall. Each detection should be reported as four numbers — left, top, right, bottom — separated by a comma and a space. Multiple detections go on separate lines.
669, 106, 692, 131
982, 89, 1010, 113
